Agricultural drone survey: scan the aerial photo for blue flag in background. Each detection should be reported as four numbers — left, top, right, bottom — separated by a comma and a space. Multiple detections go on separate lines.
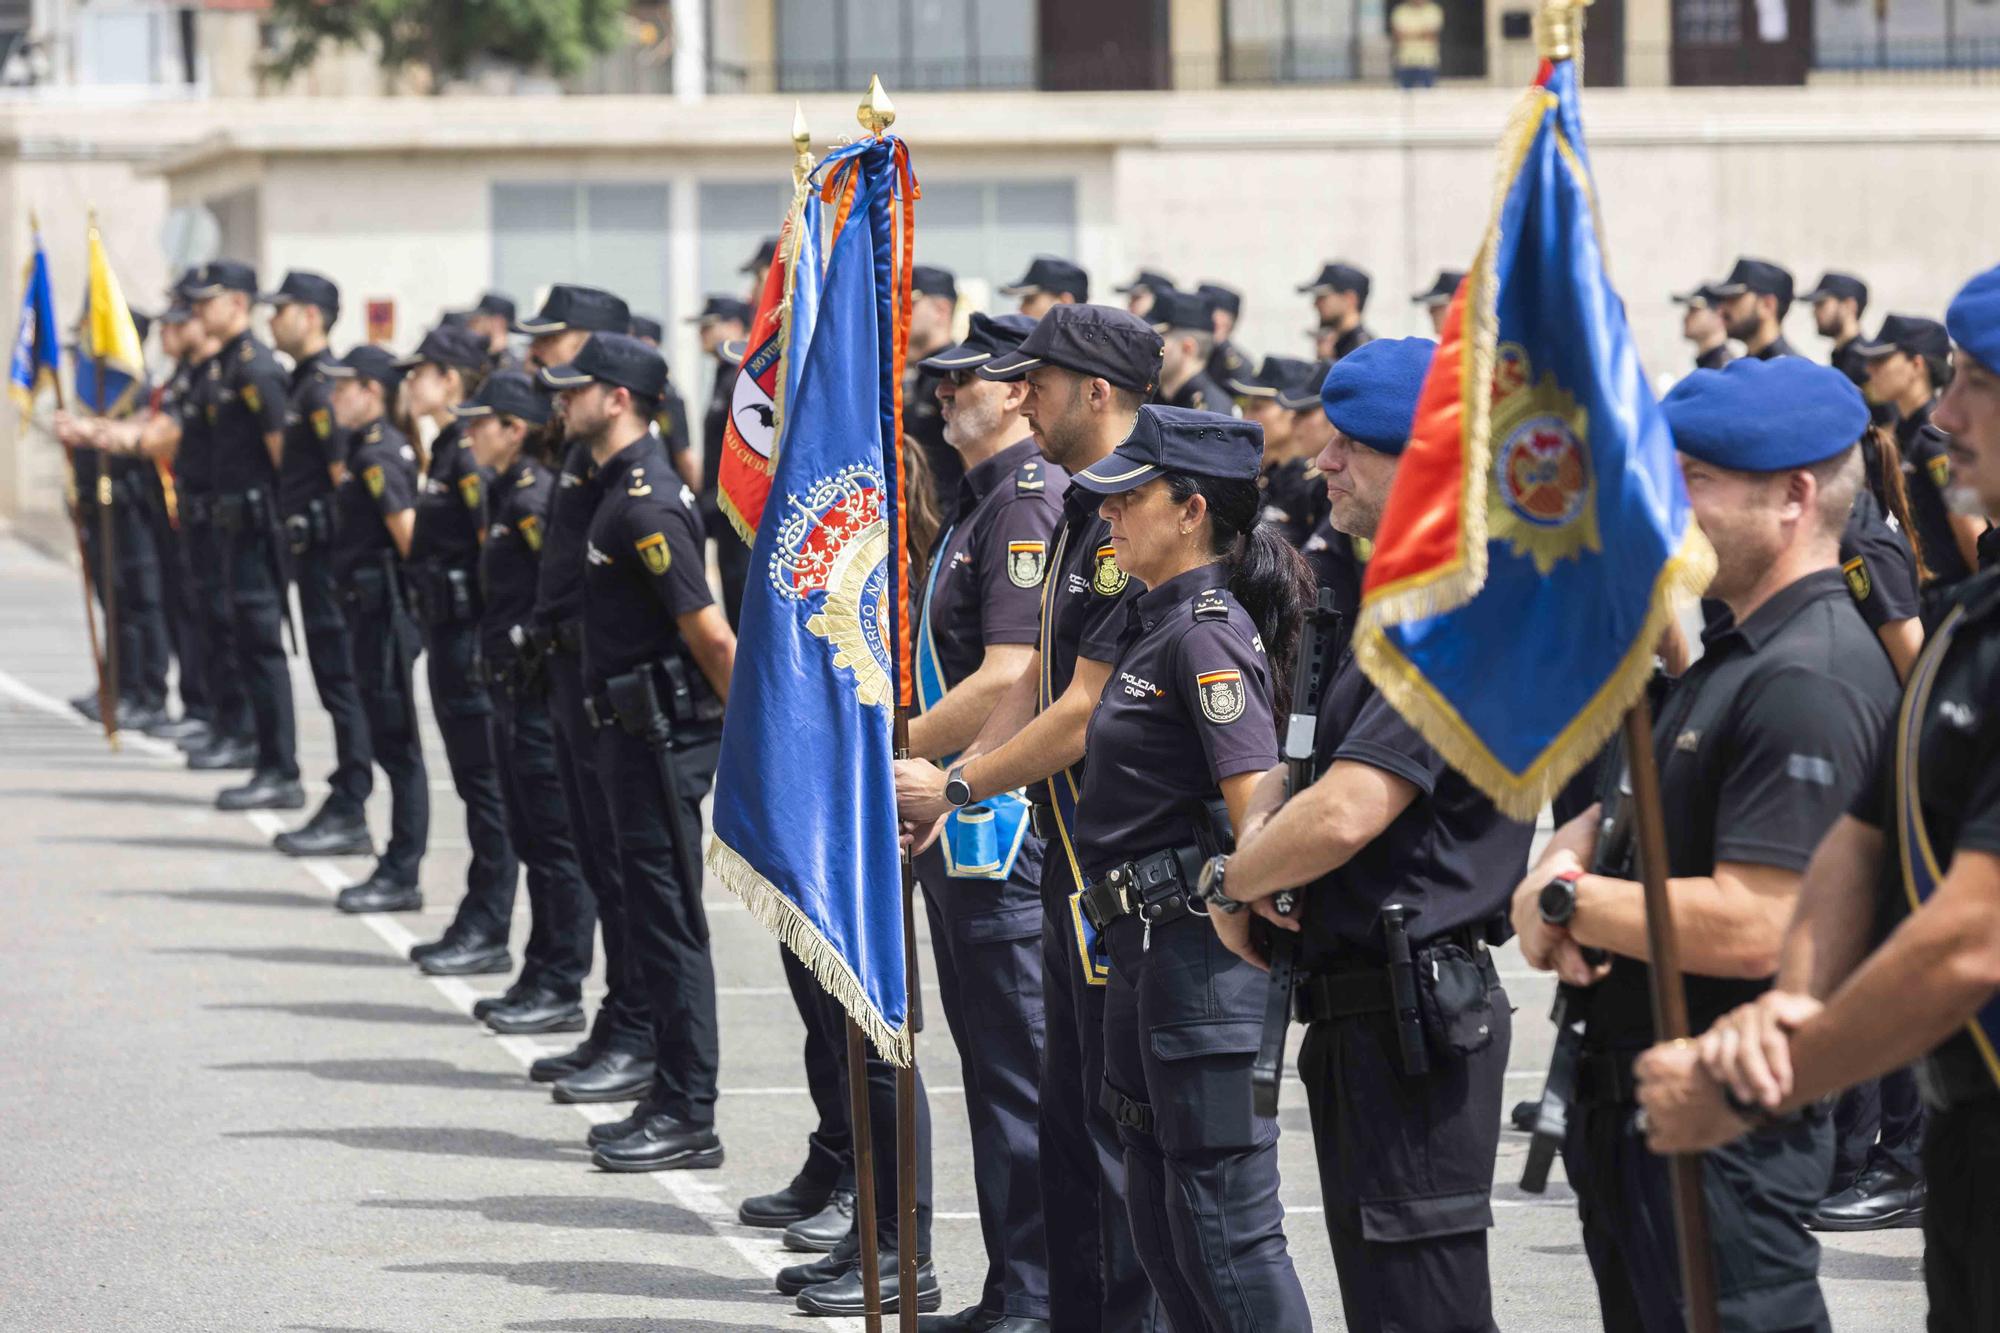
706, 135, 918, 1064
8, 234, 61, 412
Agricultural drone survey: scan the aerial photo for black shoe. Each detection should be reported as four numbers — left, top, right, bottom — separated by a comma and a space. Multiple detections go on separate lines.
146, 714, 209, 742
484, 990, 585, 1034
117, 700, 168, 732
739, 1175, 837, 1229
784, 1188, 857, 1253
776, 1239, 858, 1297
336, 872, 421, 914
590, 1114, 723, 1172
1809, 1162, 1925, 1232
216, 772, 306, 811
472, 980, 531, 1021
797, 1254, 941, 1317
187, 737, 256, 771
920, 1310, 1049, 1333
419, 937, 512, 977
552, 1050, 654, 1104
71, 690, 102, 721
586, 1101, 656, 1148
529, 1038, 601, 1084
1510, 1098, 1539, 1132
274, 807, 372, 857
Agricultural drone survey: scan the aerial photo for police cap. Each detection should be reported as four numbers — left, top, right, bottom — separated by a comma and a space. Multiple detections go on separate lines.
999, 255, 1089, 303
1149, 289, 1215, 336
1671, 282, 1729, 310
1275, 360, 1335, 411
1070, 405, 1263, 495
1114, 269, 1177, 297
978, 304, 1162, 394
515, 284, 630, 336
1229, 354, 1316, 399
1711, 257, 1795, 312
912, 265, 957, 302
472, 291, 516, 321
629, 314, 664, 344
1802, 272, 1868, 312
322, 344, 404, 393
1413, 270, 1465, 309
1852, 314, 1951, 362
1298, 262, 1371, 302
538, 331, 668, 402
1662, 358, 1867, 471
259, 270, 340, 322
1319, 337, 1438, 453
686, 295, 753, 327
1946, 263, 2000, 376
396, 323, 488, 372
186, 260, 258, 299
918, 311, 1037, 372
741, 236, 779, 274
454, 369, 551, 426
1196, 282, 1241, 320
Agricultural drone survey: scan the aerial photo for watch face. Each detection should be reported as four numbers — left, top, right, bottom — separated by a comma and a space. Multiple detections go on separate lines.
1539, 878, 1573, 923
1198, 856, 1222, 894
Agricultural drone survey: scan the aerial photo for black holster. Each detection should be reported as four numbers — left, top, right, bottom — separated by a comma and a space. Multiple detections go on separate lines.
414, 561, 480, 628
591, 659, 710, 895
285, 495, 336, 556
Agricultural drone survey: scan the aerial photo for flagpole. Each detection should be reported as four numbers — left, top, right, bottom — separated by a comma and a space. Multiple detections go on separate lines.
87, 211, 122, 746
845, 1017, 885, 1333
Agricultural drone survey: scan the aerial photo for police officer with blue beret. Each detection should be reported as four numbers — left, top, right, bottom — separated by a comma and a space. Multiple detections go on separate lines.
896, 302, 1166, 1332
1149, 289, 1232, 416
1299, 262, 1376, 361
1511, 356, 1901, 1331
188, 261, 304, 813
1211, 337, 1530, 1332
1636, 261, 2000, 1332
321, 345, 431, 913
1070, 405, 1316, 1329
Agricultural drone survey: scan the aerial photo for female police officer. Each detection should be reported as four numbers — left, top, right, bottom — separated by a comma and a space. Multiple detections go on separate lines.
400, 323, 521, 977
320, 345, 429, 914
459, 371, 594, 1036
1065, 404, 1315, 1330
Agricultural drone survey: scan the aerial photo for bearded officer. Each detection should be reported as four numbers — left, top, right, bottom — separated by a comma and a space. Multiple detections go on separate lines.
1299, 261, 1375, 361
999, 257, 1089, 320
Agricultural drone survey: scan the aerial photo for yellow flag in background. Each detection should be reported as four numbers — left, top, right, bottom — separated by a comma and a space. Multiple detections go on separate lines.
83, 219, 145, 377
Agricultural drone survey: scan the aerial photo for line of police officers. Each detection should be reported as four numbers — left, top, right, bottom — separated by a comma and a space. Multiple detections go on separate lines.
50, 243, 2000, 1332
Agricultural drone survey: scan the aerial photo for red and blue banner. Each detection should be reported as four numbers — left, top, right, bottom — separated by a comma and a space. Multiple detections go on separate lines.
1353, 56, 1714, 820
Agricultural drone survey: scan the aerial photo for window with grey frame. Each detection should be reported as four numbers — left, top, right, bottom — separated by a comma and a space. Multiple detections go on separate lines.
490, 183, 671, 330
745, 0, 1038, 93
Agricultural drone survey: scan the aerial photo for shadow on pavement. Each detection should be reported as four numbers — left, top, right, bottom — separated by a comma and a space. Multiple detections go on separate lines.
113, 887, 330, 910
226, 1125, 591, 1163
160, 944, 409, 969
507, 1322, 780, 1332
385, 1259, 768, 1305
46, 787, 219, 809
1818, 1245, 1924, 1282
212, 1058, 530, 1092
362, 1193, 713, 1237
208, 1000, 468, 1027
45, 833, 269, 855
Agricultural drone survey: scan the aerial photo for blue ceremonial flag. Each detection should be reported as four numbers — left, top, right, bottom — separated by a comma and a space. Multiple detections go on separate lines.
707, 132, 920, 1063
1353, 54, 1714, 820
8, 229, 61, 412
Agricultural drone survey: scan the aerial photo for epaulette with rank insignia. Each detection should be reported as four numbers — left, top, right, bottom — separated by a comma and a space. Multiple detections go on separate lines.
628, 465, 652, 497
1015, 460, 1045, 493
1192, 589, 1231, 621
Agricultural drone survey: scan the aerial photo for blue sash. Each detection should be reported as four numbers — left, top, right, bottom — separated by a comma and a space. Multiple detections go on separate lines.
919, 526, 1033, 882
1895, 605, 2000, 1090
1037, 519, 1110, 986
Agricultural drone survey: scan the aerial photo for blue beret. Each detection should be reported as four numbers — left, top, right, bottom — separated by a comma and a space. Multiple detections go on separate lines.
1661, 358, 1867, 471
1318, 337, 1437, 454
1946, 263, 2000, 376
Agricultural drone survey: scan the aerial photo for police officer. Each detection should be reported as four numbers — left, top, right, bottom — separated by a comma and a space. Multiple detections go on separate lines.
900, 311, 1056, 1332
999, 256, 1089, 319
1068, 406, 1315, 1330
260, 271, 375, 859
186, 261, 302, 812
690, 294, 754, 628
135, 295, 214, 742
1673, 282, 1735, 372
628, 314, 699, 493
1636, 259, 2000, 1333
511, 283, 655, 1105
1217, 339, 1527, 1332
320, 345, 430, 914
400, 323, 520, 977
896, 303, 1166, 1333
1412, 269, 1464, 337
1858, 313, 1986, 593
1113, 269, 1175, 321
1510, 357, 1900, 1331
742, 235, 778, 296
1299, 262, 1375, 360
1236, 358, 1329, 552
1803, 272, 1870, 386
458, 371, 595, 1035
464, 291, 521, 374
540, 333, 737, 1173
1712, 256, 1800, 360
1198, 282, 1248, 391
905, 264, 962, 508
1837, 431, 1925, 683
1149, 289, 1231, 414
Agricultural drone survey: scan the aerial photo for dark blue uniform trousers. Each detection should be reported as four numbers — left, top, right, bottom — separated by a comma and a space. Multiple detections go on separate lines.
424, 618, 518, 946
292, 539, 373, 820
1831, 1069, 1926, 1185
188, 515, 251, 743
225, 515, 298, 779
343, 588, 427, 884
918, 844, 1050, 1320
1922, 1103, 2000, 1333
492, 674, 593, 1002
780, 943, 855, 1192
104, 484, 170, 709
592, 725, 721, 1124
545, 647, 650, 1053
152, 495, 209, 721
1102, 913, 1309, 1331
1037, 853, 1164, 1333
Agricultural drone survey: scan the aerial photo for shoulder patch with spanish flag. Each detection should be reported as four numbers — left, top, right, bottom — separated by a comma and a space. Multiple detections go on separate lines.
363, 464, 385, 498
1091, 543, 1128, 596
1195, 669, 1246, 724
1843, 554, 1872, 604
636, 531, 670, 575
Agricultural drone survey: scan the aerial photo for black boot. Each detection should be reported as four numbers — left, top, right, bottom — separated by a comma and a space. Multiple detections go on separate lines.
796, 1253, 940, 1316
529, 1038, 602, 1084
776, 1233, 858, 1297
739, 1174, 838, 1229
336, 869, 421, 914
484, 989, 585, 1035
551, 1050, 654, 1104
589, 1114, 723, 1172
146, 714, 209, 743
473, 980, 532, 1021
274, 803, 372, 857
586, 1100, 656, 1148
187, 736, 256, 771
784, 1187, 857, 1253
1809, 1162, 1925, 1231
216, 771, 306, 811
418, 936, 511, 977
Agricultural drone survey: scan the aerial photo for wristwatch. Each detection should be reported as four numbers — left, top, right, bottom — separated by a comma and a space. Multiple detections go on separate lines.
943, 764, 974, 809
1538, 866, 1584, 928
1197, 854, 1246, 915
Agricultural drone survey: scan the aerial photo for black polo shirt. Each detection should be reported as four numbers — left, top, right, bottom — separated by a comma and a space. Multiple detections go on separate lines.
174, 356, 216, 498
1751, 335, 1800, 362
924, 440, 1065, 688
656, 381, 693, 457
1333, 325, 1375, 362
581, 432, 711, 691
699, 352, 739, 529
1037, 486, 1143, 809
409, 420, 486, 570
1898, 401, 1974, 589
331, 418, 419, 581
1300, 516, 1365, 622
1831, 337, 1869, 388
277, 349, 347, 516
1848, 567, 2000, 1091
1260, 458, 1330, 550
1164, 370, 1231, 415
204, 330, 290, 497
533, 436, 599, 634
480, 455, 553, 657
1840, 488, 1920, 633
1581, 569, 1899, 1048
1294, 651, 1532, 962
1072, 569, 1277, 879
1695, 344, 1733, 372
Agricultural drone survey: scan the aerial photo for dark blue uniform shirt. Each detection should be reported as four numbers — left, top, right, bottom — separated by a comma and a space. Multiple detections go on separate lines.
1898, 402, 1974, 589
480, 454, 553, 657
409, 419, 486, 569
331, 418, 419, 581
533, 437, 600, 634
926, 439, 1066, 686
176, 355, 217, 498
1840, 488, 1921, 633
581, 432, 712, 692
277, 349, 348, 516
204, 330, 289, 497
1072, 568, 1278, 880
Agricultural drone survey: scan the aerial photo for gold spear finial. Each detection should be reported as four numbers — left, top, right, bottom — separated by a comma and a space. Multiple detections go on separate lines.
857, 74, 895, 137
1534, 0, 1591, 62
792, 102, 814, 186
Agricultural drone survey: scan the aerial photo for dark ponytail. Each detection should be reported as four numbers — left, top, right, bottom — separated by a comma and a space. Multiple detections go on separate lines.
1863, 424, 1933, 585
1163, 470, 1317, 717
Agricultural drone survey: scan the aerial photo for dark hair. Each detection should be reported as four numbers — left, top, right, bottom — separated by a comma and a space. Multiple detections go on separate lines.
1921, 352, 1953, 394
900, 434, 944, 589
1861, 424, 1933, 584
1162, 470, 1316, 716
500, 412, 564, 467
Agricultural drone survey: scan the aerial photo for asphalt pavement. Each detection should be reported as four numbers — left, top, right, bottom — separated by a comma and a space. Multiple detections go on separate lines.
0, 533, 1925, 1330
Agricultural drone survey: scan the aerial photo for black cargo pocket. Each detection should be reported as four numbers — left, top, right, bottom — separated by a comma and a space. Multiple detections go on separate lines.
1148, 1019, 1264, 1153
1417, 944, 1497, 1060
1358, 1188, 1493, 1244
958, 902, 1046, 1026
958, 902, 1043, 946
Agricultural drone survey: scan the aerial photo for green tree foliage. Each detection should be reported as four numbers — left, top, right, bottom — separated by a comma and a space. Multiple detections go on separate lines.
263, 0, 630, 89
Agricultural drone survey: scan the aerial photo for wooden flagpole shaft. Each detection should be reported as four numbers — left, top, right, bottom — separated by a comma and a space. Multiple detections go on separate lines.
845, 1017, 884, 1332
1622, 700, 1719, 1333
95, 354, 120, 745
892, 713, 920, 1333
45, 371, 114, 748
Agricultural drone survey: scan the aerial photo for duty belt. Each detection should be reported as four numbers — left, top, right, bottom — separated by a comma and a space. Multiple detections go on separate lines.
1294, 937, 1499, 1023
545, 617, 585, 657
284, 494, 336, 555
1078, 845, 1206, 933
